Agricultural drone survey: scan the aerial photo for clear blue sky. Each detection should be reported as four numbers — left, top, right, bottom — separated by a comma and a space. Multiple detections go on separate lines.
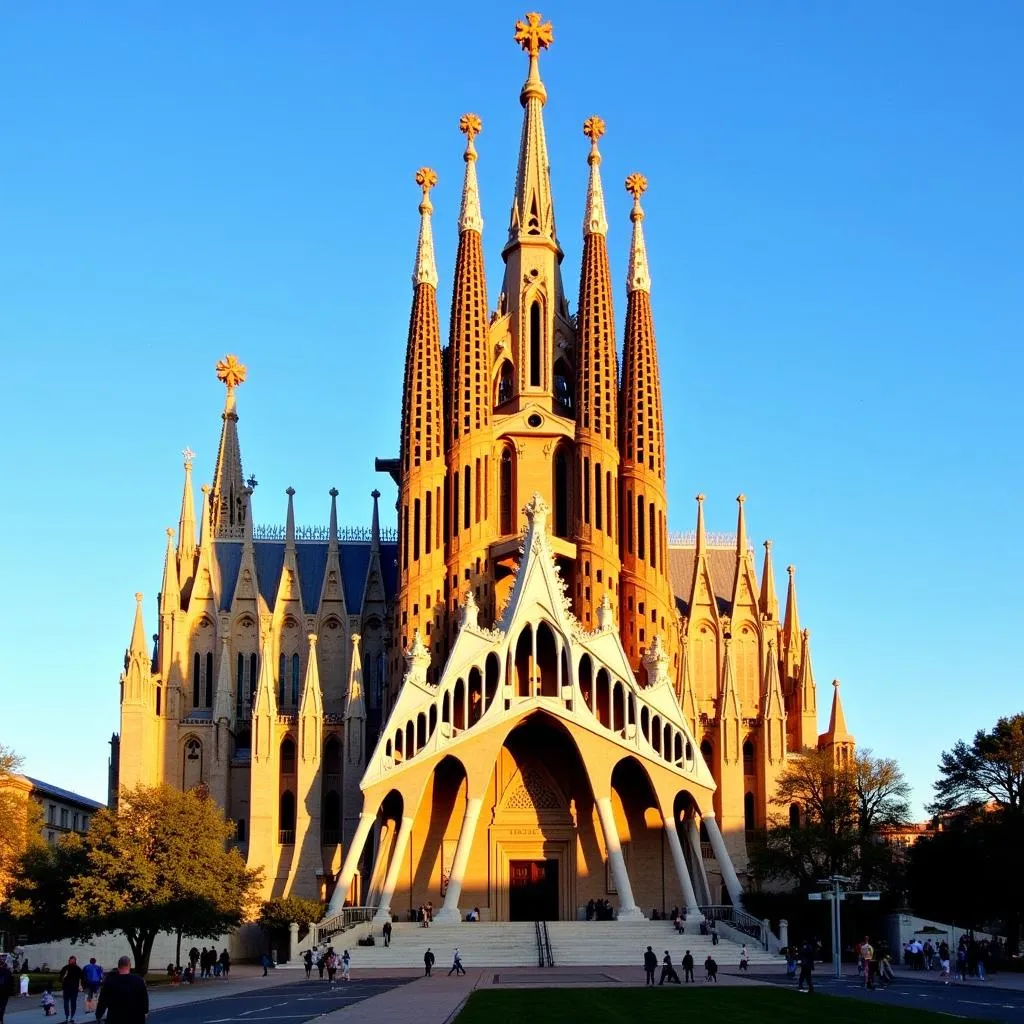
1, 2, 1021, 815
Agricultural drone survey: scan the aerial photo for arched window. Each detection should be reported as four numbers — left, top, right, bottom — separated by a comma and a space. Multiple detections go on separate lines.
205, 652, 214, 708
155, 685, 161, 716
529, 301, 541, 388
291, 653, 300, 706
594, 462, 603, 531
280, 737, 296, 777
463, 464, 471, 530
500, 448, 514, 535
236, 653, 245, 717
744, 791, 756, 830
497, 360, 513, 405
425, 491, 433, 555
279, 791, 296, 841
553, 447, 569, 538
637, 495, 646, 561
789, 803, 801, 830
323, 791, 341, 844
700, 740, 713, 767
413, 498, 421, 561
743, 740, 755, 775
536, 622, 558, 698
182, 738, 202, 790
278, 652, 286, 706
235, 727, 251, 753
193, 652, 201, 708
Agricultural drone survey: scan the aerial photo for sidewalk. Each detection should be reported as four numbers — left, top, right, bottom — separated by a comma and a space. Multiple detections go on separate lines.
3, 965, 300, 1017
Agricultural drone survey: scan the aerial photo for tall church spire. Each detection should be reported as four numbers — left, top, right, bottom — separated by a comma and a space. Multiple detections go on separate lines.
446, 115, 496, 632
759, 540, 779, 621
507, 11, 556, 247
574, 115, 620, 627
396, 168, 448, 692
783, 564, 802, 679
177, 449, 196, 584
160, 528, 180, 614
618, 173, 675, 673
210, 355, 247, 539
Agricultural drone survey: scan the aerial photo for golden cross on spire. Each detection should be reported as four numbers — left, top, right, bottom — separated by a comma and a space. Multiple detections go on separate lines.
514, 11, 553, 57
625, 172, 648, 202
459, 113, 482, 142
215, 354, 247, 390
583, 115, 606, 146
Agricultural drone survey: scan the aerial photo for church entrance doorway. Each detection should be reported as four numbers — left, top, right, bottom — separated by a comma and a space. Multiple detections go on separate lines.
509, 859, 559, 921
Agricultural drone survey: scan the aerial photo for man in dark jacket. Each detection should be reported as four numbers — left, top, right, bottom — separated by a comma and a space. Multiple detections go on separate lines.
58, 955, 84, 1023
423, 948, 435, 977
643, 946, 657, 986
682, 950, 695, 983
659, 951, 680, 985
797, 941, 815, 993
95, 957, 148, 1024
0, 958, 16, 1024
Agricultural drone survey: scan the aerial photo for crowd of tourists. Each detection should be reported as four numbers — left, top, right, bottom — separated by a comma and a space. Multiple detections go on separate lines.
164, 946, 231, 985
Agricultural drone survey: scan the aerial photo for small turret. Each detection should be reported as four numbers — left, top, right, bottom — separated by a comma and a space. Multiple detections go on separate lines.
759, 540, 779, 622
177, 449, 197, 589
782, 564, 802, 680
820, 679, 855, 766
160, 528, 180, 615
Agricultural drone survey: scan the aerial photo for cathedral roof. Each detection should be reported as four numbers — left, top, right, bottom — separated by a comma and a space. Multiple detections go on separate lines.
213, 540, 397, 614
668, 544, 739, 619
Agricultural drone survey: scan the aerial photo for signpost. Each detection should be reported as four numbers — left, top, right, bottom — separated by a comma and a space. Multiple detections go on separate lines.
808, 877, 881, 978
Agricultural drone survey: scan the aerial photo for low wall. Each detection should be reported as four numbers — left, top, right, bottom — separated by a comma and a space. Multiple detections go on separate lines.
887, 912, 999, 963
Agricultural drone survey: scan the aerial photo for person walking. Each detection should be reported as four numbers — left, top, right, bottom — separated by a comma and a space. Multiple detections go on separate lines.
302, 950, 313, 980
94, 957, 148, 1024
382, 921, 392, 948
710, 922, 719, 945
82, 960, 103, 1013
340, 951, 351, 983
448, 948, 465, 976
682, 950, 695, 983
424, 948, 435, 977
703, 955, 718, 982
860, 937, 875, 989
325, 950, 338, 987
659, 951, 680, 985
643, 946, 657, 987
0, 957, 15, 1024
739, 944, 749, 971
797, 941, 815, 993
58, 955, 84, 1023
218, 950, 230, 979
315, 950, 324, 980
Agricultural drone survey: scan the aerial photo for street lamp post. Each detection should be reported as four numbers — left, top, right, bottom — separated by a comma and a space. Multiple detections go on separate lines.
809, 876, 881, 980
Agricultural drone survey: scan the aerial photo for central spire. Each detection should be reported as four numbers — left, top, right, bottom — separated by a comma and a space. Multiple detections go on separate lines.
507, 11, 557, 248
210, 354, 247, 539
625, 173, 652, 293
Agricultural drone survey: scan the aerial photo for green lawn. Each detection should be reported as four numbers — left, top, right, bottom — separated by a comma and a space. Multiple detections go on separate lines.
455, 987, 965, 1023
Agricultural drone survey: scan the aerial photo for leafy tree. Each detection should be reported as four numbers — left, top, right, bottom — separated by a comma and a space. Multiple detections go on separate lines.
3, 833, 90, 943
750, 747, 909, 891
919, 714, 1024, 952
0, 745, 44, 901
258, 896, 324, 951
66, 784, 263, 975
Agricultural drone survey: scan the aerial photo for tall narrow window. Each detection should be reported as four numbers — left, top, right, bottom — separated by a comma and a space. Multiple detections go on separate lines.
278, 653, 286, 706
192, 652, 201, 707
205, 652, 214, 708
249, 653, 257, 708
626, 490, 634, 554
594, 462, 603, 531
475, 458, 481, 523
583, 456, 591, 525
463, 464, 471, 530
452, 472, 460, 537
291, 653, 300, 707
500, 448, 513, 535
155, 686, 161, 716
529, 301, 541, 388
649, 503, 657, 568
424, 492, 432, 555
413, 498, 421, 561
554, 448, 569, 538
606, 472, 613, 537
497, 361, 513, 404
402, 506, 409, 569
236, 653, 244, 717
637, 495, 646, 561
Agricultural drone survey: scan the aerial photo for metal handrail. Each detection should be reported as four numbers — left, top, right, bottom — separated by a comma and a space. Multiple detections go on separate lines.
698, 904, 768, 950
542, 920, 554, 967
314, 906, 376, 945
534, 921, 544, 967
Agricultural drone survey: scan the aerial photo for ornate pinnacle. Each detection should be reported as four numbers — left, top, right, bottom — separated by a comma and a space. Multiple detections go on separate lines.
459, 113, 482, 147
583, 115, 606, 148
182, 447, 196, 466
415, 166, 438, 212
625, 172, 648, 203
514, 11, 553, 56
215, 354, 246, 391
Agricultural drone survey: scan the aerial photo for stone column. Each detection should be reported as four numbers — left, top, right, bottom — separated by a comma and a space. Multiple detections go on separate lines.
686, 817, 712, 905
435, 796, 484, 923
662, 812, 702, 919
595, 796, 643, 920
373, 815, 414, 924
325, 810, 375, 916
703, 811, 744, 907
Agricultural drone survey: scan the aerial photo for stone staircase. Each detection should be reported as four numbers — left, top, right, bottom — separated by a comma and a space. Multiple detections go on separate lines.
546, 920, 781, 967
286, 919, 781, 969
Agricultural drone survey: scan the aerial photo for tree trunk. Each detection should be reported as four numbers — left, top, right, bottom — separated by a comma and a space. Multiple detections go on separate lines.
176, 928, 183, 970
123, 927, 159, 977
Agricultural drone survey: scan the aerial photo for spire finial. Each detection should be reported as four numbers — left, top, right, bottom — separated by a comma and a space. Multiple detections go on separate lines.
514, 11, 553, 105
215, 354, 246, 413
458, 114, 484, 234
177, 448, 197, 570
695, 493, 707, 556
285, 487, 296, 546
736, 493, 748, 557
370, 488, 381, 551
328, 487, 339, 548
412, 167, 439, 289
625, 173, 651, 293
582, 116, 609, 238
129, 592, 147, 656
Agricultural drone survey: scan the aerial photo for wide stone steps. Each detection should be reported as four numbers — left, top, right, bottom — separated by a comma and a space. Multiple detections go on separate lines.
311, 921, 541, 968
291, 920, 781, 969
546, 920, 781, 967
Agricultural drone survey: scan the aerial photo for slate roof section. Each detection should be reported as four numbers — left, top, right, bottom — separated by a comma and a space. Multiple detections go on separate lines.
24, 777, 106, 811
668, 545, 740, 619
208, 539, 399, 616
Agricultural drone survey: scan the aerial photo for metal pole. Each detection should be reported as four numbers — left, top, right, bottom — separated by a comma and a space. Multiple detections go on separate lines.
833, 877, 843, 980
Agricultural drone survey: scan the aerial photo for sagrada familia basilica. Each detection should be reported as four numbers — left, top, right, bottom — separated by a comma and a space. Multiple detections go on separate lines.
113, 13, 855, 926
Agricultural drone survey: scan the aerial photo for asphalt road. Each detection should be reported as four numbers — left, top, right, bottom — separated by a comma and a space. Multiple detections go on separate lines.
750, 971, 1024, 1023
148, 978, 412, 1024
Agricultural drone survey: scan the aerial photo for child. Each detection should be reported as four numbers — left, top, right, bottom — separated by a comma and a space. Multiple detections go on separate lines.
341, 950, 351, 983
41, 988, 56, 1017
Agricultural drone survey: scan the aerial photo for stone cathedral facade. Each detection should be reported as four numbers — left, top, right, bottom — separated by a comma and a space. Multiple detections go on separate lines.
113, 14, 855, 922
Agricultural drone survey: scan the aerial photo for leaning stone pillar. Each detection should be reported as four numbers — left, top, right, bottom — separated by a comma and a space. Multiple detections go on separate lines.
595, 796, 644, 920
435, 797, 484, 923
